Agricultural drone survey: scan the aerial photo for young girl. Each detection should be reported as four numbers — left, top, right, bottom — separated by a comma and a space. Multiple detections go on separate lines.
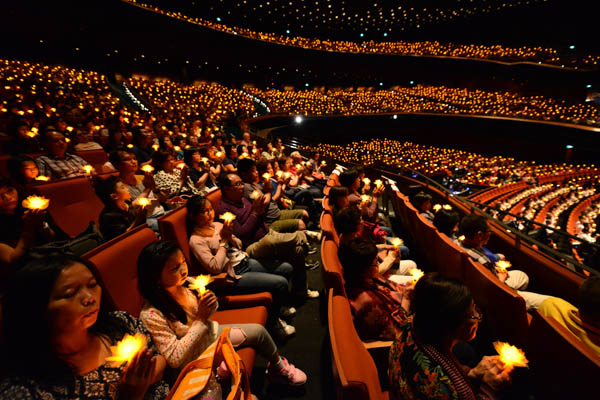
137, 241, 307, 387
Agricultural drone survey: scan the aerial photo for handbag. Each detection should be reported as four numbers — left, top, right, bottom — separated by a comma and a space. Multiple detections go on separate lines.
167, 327, 251, 400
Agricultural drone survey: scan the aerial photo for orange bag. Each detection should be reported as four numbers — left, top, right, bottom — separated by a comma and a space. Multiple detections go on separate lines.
167, 327, 251, 400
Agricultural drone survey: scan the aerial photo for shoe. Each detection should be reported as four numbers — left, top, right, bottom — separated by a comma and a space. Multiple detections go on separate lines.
305, 230, 322, 242
307, 246, 317, 255
267, 357, 307, 386
280, 306, 297, 319
273, 318, 296, 339
305, 260, 320, 270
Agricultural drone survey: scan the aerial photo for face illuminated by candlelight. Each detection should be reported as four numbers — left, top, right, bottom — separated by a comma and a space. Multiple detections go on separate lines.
160, 249, 188, 290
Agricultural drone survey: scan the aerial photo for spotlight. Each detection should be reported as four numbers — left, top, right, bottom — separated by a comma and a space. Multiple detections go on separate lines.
294, 115, 303, 124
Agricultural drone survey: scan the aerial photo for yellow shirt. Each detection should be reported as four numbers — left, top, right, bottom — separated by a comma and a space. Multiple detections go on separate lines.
538, 297, 600, 357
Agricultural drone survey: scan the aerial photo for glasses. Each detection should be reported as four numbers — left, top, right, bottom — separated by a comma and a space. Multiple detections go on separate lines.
467, 305, 483, 322
228, 181, 244, 187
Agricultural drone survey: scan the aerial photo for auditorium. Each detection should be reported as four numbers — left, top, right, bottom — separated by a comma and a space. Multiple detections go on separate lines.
1, 1, 599, 399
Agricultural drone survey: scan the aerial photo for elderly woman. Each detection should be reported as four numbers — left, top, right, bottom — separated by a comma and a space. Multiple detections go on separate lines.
389, 273, 513, 400
152, 150, 205, 198
0, 254, 170, 399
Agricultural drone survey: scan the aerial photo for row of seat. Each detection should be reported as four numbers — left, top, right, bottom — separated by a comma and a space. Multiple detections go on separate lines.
566, 193, 600, 236
0, 149, 109, 178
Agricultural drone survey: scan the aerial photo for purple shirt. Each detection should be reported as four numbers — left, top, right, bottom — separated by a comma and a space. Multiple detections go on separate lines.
215, 197, 269, 249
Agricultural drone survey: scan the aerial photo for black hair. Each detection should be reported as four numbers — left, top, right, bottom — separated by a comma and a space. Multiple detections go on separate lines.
328, 186, 349, 212
579, 276, 600, 322
333, 206, 361, 236
137, 241, 188, 324
108, 149, 135, 168
186, 195, 210, 237
224, 144, 235, 159
0, 176, 14, 190
94, 176, 120, 205
255, 159, 270, 175
460, 214, 489, 239
1, 254, 124, 380
433, 209, 460, 237
338, 237, 378, 288
237, 158, 256, 175
184, 147, 200, 166
412, 272, 473, 346
411, 191, 432, 211
152, 150, 172, 172
6, 155, 36, 185
217, 173, 235, 190
339, 169, 360, 189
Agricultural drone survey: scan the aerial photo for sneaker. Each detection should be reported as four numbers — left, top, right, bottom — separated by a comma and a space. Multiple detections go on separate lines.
273, 318, 296, 339
305, 230, 322, 242
305, 260, 320, 270
267, 357, 307, 386
280, 306, 297, 319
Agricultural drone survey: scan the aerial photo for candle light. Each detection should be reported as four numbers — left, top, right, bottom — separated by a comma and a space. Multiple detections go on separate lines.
442, 204, 453, 210
66, 126, 74, 132
174, 146, 181, 152
374, 179, 383, 188
276, 170, 283, 178
141, 165, 154, 173
35, 176, 50, 181
65, 137, 71, 143
433, 204, 442, 212
295, 164, 302, 170
262, 173, 271, 180
106, 333, 148, 366
458, 235, 466, 241
201, 157, 209, 164
409, 268, 425, 284
250, 190, 261, 200
220, 212, 236, 225
127, 144, 134, 148
215, 151, 223, 158
283, 172, 291, 179
252, 140, 257, 145
252, 148, 257, 154
83, 165, 94, 175
391, 237, 404, 247
321, 161, 326, 166
493, 341, 528, 369
495, 260, 512, 274
176, 162, 186, 169
188, 275, 214, 296
360, 194, 371, 204
152, 144, 159, 151
363, 178, 371, 186
136, 197, 151, 209
26, 130, 38, 138
22, 195, 50, 210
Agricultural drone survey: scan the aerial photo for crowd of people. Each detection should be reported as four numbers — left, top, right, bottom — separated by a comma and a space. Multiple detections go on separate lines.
124, 0, 600, 68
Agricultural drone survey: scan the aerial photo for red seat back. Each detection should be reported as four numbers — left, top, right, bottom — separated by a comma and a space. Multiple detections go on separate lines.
328, 290, 388, 400
76, 149, 108, 171
430, 232, 466, 281
83, 225, 157, 317
320, 211, 339, 245
321, 238, 346, 297
158, 205, 199, 271
34, 177, 105, 237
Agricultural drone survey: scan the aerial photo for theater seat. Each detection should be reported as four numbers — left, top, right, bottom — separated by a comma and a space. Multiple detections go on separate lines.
328, 290, 389, 400
34, 177, 105, 237
76, 149, 108, 171
320, 211, 339, 245
526, 310, 600, 399
321, 238, 346, 297
83, 225, 158, 317
430, 232, 466, 281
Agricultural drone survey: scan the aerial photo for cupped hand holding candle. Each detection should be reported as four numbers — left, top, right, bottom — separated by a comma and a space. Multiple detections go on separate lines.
493, 341, 528, 369
442, 204, 453, 210
391, 237, 404, 247
321, 160, 327, 166
276, 170, 284, 178
363, 177, 371, 186
215, 151, 223, 158
22, 195, 50, 210
409, 268, 424, 284
176, 162, 186, 169
141, 165, 154, 173
374, 179, 383, 188
188, 275, 214, 296
220, 212, 236, 225
495, 260, 512, 274
106, 333, 148, 366
262, 173, 271, 181
135, 197, 151, 209
360, 194, 371, 204
250, 190, 262, 200
152, 144, 159, 151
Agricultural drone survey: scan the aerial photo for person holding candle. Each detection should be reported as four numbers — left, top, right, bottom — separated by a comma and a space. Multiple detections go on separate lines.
456, 214, 550, 310
222, 144, 239, 173
186, 195, 299, 337
411, 191, 435, 222
433, 208, 461, 239
131, 126, 155, 165
6, 155, 40, 194
0, 254, 170, 399
184, 147, 213, 191
2, 119, 41, 156
152, 151, 205, 198
137, 241, 307, 387
389, 273, 513, 400
35, 128, 89, 180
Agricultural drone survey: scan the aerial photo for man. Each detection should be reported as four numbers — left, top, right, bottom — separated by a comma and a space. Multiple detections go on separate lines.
35, 128, 89, 180
456, 214, 550, 310
215, 173, 319, 298
108, 149, 166, 233
538, 276, 600, 356
131, 126, 155, 164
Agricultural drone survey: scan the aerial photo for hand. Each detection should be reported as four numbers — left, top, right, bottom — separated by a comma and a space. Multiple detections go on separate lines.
373, 184, 385, 197
469, 356, 502, 381
117, 348, 156, 400
142, 173, 156, 192
497, 271, 508, 283
179, 164, 189, 182
197, 291, 219, 320
481, 358, 512, 392
23, 209, 46, 231
390, 246, 401, 262
262, 178, 273, 194
362, 184, 371, 194
220, 223, 233, 242
250, 194, 267, 215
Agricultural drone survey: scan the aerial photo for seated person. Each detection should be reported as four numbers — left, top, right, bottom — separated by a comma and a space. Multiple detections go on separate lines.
327, 185, 349, 214
109, 149, 166, 233
238, 158, 310, 233
0, 254, 170, 399
6, 155, 40, 194
152, 150, 205, 198
261, 142, 276, 161
186, 195, 297, 337
339, 168, 384, 223
73, 129, 103, 151
1, 119, 41, 155
0, 177, 55, 272
411, 191, 435, 222
184, 147, 211, 190
222, 144, 238, 172
389, 273, 513, 400
137, 241, 307, 386
94, 176, 146, 241
215, 173, 319, 298
456, 214, 550, 310
433, 208, 460, 239
538, 276, 600, 356
130, 126, 155, 165
35, 127, 89, 180
334, 206, 417, 284
338, 237, 412, 341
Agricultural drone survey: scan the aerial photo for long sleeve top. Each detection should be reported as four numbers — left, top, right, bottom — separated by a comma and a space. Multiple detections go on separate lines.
139, 290, 219, 369
348, 191, 378, 220
215, 198, 269, 249
189, 222, 244, 278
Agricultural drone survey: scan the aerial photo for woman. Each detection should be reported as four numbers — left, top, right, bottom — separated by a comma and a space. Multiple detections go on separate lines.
389, 273, 512, 400
0, 254, 170, 399
338, 237, 412, 341
137, 241, 307, 387
327, 186, 349, 214
339, 168, 383, 222
433, 208, 461, 239
183, 147, 211, 191
186, 195, 297, 336
152, 151, 204, 198
6, 155, 39, 192
412, 191, 435, 222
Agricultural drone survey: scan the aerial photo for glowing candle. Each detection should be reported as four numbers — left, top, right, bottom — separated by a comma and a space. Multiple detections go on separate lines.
262, 173, 271, 180
106, 333, 147, 366
295, 164, 302, 170
284, 172, 291, 179
65, 138, 71, 143
201, 157, 209, 164
26, 130, 38, 138
252, 140, 257, 145
215, 151, 223, 158
409, 268, 425, 284
141, 165, 154, 173
136, 197, 151, 209
127, 144, 133, 148
250, 190, 261, 200
152, 144, 159, 151
35, 176, 50, 181
252, 148, 257, 154
458, 235, 465, 241
220, 212, 236, 225
391, 237, 404, 247
363, 178, 371, 185
321, 160, 326, 166
493, 341, 528, 369
360, 194, 371, 204
442, 204, 453, 210
241, 152, 249, 159
188, 275, 214, 296
83, 165, 94, 175
22, 195, 50, 210
433, 204, 442, 212
276, 170, 283, 178
66, 126, 74, 132
176, 162, 186, 169
280, 146, 285, 151
495, 260, 512, 274
374, 179, 383, 188
174, 146, 181, 152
